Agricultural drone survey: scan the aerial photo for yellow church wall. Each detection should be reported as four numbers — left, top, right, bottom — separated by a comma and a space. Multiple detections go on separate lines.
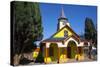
53, 27, 73, 38
43, 46, 84, 63
44, 47, 67, 63
43, 47, 85, 63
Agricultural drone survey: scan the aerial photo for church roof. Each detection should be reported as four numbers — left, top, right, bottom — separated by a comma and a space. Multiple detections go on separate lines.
42, 35, 80, 43
42, 37, 66, 42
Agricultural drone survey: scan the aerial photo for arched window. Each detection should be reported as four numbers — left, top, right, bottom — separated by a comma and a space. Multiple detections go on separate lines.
64, 30, 68, 37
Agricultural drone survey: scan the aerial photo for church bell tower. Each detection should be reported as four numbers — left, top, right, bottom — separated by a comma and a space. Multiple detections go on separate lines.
57, 7, 70, 31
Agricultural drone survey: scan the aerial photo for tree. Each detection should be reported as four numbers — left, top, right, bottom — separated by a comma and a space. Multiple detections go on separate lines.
11, 1, 43, 65
84, 17, 97, 47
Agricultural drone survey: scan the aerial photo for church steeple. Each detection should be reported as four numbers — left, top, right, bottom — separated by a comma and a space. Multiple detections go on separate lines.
60, 7, 66, 19
57, 7, 70, 31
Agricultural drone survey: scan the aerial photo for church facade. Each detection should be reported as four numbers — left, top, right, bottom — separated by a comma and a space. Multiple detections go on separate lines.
40, 8, 90, 63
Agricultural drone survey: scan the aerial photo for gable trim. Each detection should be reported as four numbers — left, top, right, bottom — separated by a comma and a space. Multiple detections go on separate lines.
51, 25, 80, 38
64, 35, 80, 44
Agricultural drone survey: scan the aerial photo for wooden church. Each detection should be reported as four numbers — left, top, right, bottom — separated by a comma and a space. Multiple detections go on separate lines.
40, 7, 90, 64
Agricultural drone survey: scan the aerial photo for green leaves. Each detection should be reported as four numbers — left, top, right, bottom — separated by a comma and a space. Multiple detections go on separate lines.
84, 17, 97, 47
12, 1, 43, 54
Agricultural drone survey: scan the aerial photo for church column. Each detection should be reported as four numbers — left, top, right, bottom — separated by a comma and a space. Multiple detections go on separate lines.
45, 43, 50, 64
57, 47, 60, 63
75, 46, 79, 60
76, 47, 79, 60
45, 47, 47, 63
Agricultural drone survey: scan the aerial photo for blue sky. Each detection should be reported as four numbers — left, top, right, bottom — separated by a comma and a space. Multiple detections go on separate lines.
39, 3, 97, 40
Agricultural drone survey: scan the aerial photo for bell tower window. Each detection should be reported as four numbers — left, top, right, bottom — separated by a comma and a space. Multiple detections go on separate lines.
63, 22, 66, 25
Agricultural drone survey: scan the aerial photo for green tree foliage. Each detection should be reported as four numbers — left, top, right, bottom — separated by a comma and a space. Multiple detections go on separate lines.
11, 1, 43, 65
84, 17, 97, 47
35, 51, 44, 63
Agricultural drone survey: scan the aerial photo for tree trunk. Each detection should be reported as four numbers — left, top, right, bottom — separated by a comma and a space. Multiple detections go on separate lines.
13, 54, 22, 66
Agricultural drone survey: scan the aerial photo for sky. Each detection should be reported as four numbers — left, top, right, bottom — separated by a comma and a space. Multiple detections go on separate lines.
39, 3, 97, 40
